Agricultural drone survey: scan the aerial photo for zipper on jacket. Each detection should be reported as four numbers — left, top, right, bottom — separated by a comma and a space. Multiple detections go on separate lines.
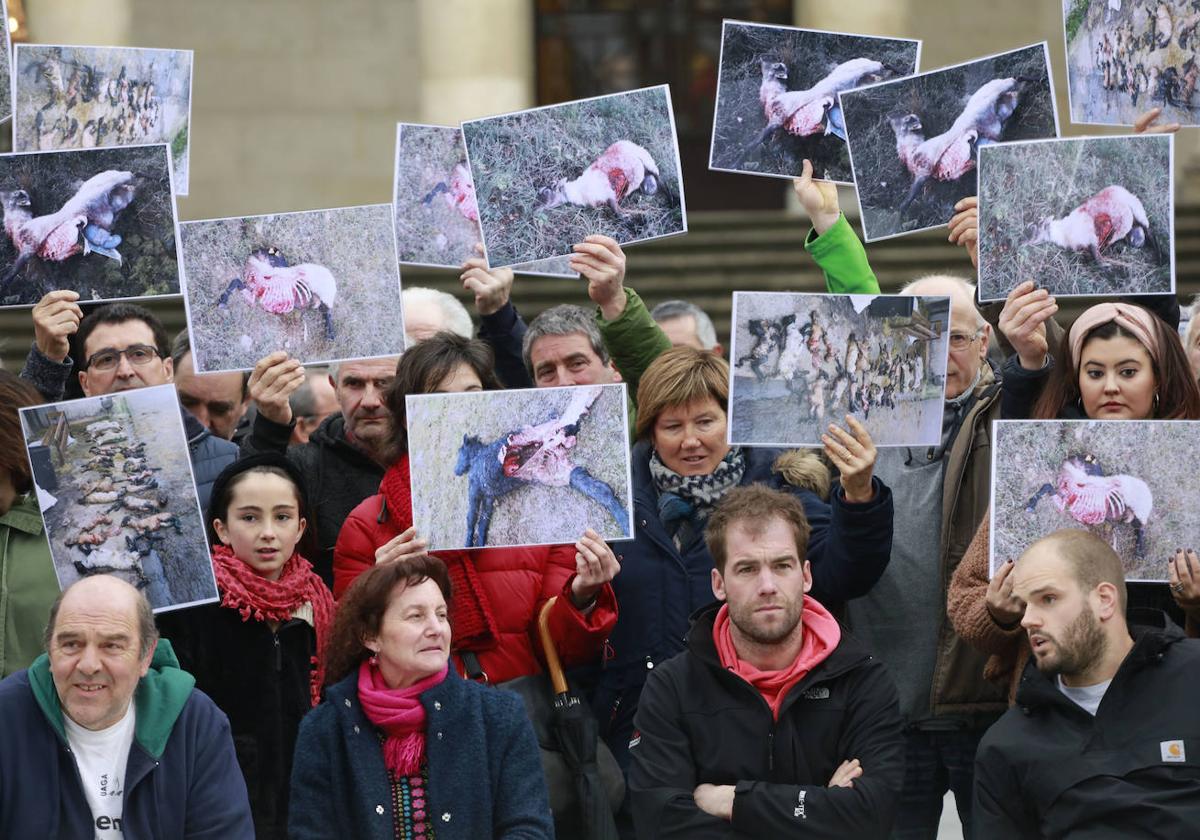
274, 634, 282, 671
767, 731, 774, 772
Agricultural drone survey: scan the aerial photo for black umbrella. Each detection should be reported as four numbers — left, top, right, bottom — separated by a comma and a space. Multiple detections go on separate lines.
537, 596, 623, 840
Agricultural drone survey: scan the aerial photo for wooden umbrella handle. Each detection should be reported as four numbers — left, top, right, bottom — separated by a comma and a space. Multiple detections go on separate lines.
537, 596, 569, 695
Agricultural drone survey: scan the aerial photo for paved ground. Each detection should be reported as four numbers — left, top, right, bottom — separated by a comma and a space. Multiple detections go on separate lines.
939, 792, 966, 839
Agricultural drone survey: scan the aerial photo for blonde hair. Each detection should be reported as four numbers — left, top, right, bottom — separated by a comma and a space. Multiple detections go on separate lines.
635, 346, 728, 440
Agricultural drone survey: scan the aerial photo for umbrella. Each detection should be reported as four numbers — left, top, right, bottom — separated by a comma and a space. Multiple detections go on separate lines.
537, 596, 624, 840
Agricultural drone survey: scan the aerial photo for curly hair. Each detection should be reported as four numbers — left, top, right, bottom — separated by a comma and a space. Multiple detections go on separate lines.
323, 556, 453, 685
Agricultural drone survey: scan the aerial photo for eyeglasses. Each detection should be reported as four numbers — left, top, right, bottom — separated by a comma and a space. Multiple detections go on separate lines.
948, 328, 984, 350
85, 344, 161, 372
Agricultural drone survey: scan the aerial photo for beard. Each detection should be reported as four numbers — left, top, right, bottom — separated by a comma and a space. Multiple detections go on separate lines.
727, 595, 803, 647
1032, 607, 1107, 678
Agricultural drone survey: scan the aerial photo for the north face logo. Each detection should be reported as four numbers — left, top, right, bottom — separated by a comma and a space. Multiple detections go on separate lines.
628, 729, 642, 749
800, 687, 830, 700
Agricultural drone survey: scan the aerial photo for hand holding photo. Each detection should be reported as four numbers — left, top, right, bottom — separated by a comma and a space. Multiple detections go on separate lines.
0, 144, 179, 308
710, 20, 920, 183
840, 42, 1058, 242
462, 85, 686, 267
729, 292, 949, 447
180, 204, 405, 373
13, 45, 194, 194
990, 419, 1200, 582
977, 134, 1173, 301
407, 384, 633, 551
18, 384, 217, 612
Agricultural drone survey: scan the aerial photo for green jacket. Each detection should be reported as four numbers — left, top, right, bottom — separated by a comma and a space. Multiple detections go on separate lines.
595, 287, 672, 437
27, 638, 196, 757
1, 494, 61, 678
804, 213, 882, 294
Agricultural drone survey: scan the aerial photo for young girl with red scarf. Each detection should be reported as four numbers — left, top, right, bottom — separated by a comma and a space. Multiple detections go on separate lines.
157, 453, 334, 840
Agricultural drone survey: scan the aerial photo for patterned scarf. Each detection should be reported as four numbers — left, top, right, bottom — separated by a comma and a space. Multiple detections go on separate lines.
378, 456, 498, 652
211, 543, 335, 706
649, 447, 747, 535
357, 659, 449, 776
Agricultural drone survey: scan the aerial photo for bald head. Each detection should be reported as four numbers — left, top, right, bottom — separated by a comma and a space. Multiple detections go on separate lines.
901, 274, 985, 328
1018, 529, 1128, 615
45, 575, 158, 657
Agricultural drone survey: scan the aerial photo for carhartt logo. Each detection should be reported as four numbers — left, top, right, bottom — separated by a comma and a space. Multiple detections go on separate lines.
1161, 740, 1186, 763
800, 687, 830, 700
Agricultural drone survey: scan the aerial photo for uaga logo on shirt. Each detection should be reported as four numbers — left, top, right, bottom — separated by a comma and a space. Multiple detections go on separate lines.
1161, 740, 1186, 763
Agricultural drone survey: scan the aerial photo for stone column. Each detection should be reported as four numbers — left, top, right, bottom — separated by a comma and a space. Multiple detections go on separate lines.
794, 0, 912, 39
416, 0, 535, 125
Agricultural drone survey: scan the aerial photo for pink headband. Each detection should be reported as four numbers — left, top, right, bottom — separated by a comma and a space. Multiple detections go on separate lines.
1067, 302, 1161, 368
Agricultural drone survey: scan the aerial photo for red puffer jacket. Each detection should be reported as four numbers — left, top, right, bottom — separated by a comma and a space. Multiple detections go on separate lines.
334, 455, 617, 684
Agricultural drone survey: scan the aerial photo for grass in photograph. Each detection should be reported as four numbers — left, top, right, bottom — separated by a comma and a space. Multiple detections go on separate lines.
978, 135, 1172, 300
463, 87, 684, 267
711, 23, 918, 182
394, 124, 479, 268
181, 204, 405, 372
0, 145, 177, 307
841, 43, 1057, 240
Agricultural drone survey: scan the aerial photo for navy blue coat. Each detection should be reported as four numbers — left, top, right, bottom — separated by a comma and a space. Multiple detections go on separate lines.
592, 443, 893, 768
289, 668, 554, 840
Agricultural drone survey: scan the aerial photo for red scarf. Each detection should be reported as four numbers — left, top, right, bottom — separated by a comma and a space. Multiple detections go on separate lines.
378, 456, 498, 652
713, 597, 841, 721
211, 543, 335, 706
357, 659, 449, 776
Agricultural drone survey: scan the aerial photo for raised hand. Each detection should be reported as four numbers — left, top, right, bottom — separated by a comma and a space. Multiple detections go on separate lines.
571, 235, 627, 320
374, 526, 429, 566
247, 351, 307, 425
569, 527, 620, 608
823, 416, 878, 504
32, 290, 84, 362
948, 196, 979, 269
791, 158, 841, 235
997, 280, 1057, 370
461, 245, 515, 317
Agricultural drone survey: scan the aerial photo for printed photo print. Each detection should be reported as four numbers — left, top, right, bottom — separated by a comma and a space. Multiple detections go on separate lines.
462, 84, 687, 267
180, 203, 404, 373
729, 292, 949, 447
710, 20, 920, 183
13, 45, 194, 194
393, 123, 576, 277
840, 42, 1059, 242
0, 2, 11, 122
19, 384, 217, 612
0, 143, 179, 308
407, 383, 634, 551
990, 419, 1200, 582
977, 133, 1174, 302
1064, 0, 1200, 126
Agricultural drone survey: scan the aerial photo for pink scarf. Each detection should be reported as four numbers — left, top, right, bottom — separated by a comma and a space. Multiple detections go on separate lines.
713, 597, 841, 721
356, 659, 449, 776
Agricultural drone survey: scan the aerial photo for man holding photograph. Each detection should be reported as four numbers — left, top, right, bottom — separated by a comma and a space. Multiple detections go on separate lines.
974, 529, 1200, 837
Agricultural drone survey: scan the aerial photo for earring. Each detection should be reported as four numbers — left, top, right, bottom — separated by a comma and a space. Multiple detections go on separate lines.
367, 652, 379, 666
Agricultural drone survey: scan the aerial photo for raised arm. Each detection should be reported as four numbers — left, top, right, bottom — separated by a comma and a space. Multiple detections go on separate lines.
794, 159, 881, 294
20, 291, 83, 402
462, 248, 533, 388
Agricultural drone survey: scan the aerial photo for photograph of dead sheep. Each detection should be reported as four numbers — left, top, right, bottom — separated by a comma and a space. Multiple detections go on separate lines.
990, 419, 1200, 582
0, 144, 179, 308
14, 44, 194, 194
461, 85, 686, 267
977, 133, 1173, 301
1064, 0, 1200, 126
393, 123, 577, 277
19, 384, 217, 612
407, 383, 633, 551
729, 292, 949, 447
709, 20, 920, 183
840, 42, 1058, 242
180, 203, 405, 373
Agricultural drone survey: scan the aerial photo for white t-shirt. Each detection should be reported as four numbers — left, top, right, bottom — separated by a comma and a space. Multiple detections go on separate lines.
1057, 675, 1112, 716
63, 705, 136, 839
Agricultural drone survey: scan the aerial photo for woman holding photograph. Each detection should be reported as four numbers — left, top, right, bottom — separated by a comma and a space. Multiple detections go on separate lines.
155, 453, 334, 840
591, 345, 894, 775
333, 332, 618, 686
289, 557, 553, 839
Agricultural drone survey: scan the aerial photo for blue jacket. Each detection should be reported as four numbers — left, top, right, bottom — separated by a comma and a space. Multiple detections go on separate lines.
289, 667, 555, 840
591, 444, 893, 762
0, 640, 254, 839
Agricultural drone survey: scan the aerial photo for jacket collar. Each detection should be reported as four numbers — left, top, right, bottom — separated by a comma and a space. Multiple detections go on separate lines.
0, 493, 44, 535
1014, 619, 1185, 712
27, 638, 196, 758
312, 413, 384, 467
181, 405, 209, 445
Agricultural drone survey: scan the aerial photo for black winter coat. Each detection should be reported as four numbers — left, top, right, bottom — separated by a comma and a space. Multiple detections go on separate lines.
973, 620, 1200, 839
628, 602, 905, 839
156, 603, 317, 840
241, 411, 384, 586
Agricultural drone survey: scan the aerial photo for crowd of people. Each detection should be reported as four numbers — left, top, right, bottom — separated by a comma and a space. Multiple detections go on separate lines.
1, 106, 1200, 840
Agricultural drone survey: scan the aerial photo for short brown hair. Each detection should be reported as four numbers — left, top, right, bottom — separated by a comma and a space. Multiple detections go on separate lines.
0, 372, 43, 494
1023, 529, 1128, 614
323, 555, 453, 685
635, 346, 729, 440
705, 484, 812, 575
